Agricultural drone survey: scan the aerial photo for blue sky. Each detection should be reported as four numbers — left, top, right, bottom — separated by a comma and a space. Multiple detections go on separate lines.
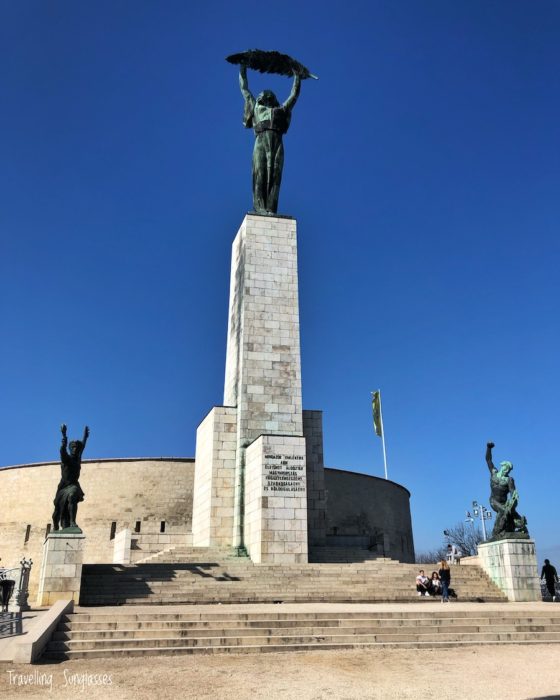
1, 1, 559, 561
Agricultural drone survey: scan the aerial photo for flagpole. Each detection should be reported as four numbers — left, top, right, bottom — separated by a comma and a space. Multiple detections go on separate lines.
371, 390, 389, 480
378, 390, 388, 480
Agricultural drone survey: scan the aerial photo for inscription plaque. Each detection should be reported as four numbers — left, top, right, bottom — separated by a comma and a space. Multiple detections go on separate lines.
264, 453, 305, 493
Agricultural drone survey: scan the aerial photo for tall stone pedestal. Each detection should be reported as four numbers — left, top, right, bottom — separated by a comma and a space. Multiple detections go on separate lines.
37, 533, 85, 606
192, 407, 237, 547
477, 538, 541, 601
245, 434, 307, 563
192, 214, 328, 562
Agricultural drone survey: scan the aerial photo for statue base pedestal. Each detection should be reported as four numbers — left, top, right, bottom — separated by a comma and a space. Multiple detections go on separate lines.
477, 537, 541, 601
191, 214, 324, 564
37, 532, 85, 606
244, 434, 308, 564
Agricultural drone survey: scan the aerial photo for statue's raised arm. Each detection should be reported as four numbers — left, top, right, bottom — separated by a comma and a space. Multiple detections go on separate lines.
486, 441, 496, 474
283, 72, 301, 112
239, 65, 253, 103
239, 65, 255, 131
60, 423, 69, 458
81, 425, 90, 453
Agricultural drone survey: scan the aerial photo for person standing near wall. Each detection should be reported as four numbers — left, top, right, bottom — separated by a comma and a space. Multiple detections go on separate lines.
541, 559, 558, 602
439, 560, 451, 603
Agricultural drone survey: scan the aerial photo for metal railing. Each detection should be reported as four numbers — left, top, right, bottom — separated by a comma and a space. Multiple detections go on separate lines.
0, 558, 33, 613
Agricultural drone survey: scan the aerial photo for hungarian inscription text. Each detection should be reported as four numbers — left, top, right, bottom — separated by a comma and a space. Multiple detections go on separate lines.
263, 454, 305, 494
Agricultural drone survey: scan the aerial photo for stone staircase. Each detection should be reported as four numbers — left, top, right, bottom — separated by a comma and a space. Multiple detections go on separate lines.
130, 531, 193, 564
309, 547, 387, 563
78, 546, 507, 606
139, 545, 384, 565
136, 545, 246, 565
43, 607, 560, 660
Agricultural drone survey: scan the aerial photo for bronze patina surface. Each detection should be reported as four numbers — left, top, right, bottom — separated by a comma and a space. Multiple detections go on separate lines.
228, 49, 316, 215
52, 423, 89, 533
485, 442, 529, 540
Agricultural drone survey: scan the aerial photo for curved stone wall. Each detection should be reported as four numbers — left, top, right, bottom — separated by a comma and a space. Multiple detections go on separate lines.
0, 458, 195, 596
0, 457, 414, 596
324, 468, 415, 562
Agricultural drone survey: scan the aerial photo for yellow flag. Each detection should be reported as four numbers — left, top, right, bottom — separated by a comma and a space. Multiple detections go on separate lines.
372, 390, 383, 438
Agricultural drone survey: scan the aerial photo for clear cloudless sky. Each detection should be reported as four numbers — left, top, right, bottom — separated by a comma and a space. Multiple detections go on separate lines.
1, 1, 559, 561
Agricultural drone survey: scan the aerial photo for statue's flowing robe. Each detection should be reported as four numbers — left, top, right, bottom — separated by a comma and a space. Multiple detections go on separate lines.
243, 96, 293, 214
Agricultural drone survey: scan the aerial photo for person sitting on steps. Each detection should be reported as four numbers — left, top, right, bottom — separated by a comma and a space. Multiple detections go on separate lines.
430, 571, 442, 596
416, 569, 431, 596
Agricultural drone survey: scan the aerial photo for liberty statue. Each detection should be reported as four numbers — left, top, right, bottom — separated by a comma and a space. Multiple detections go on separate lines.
227, 50, 317, 215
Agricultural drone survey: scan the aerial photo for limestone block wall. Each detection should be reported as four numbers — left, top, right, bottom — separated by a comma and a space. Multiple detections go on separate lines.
223, 215, 303, 437
245, 435, 308, 564
324, 468, 415, 563
37, 533, 85, 606
303, 410, 327, 546
192, 407, 237, 547
478, 538, 541, 601
0, 455, 416, 594
222, 214, 305, 548
0, 458, 195, 597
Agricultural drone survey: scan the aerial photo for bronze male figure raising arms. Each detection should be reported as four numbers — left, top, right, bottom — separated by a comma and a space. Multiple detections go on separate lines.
52, 423, 89, 532
485, 441, 528, 539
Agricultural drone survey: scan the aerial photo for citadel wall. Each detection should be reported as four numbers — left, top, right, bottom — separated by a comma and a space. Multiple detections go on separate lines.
0, 457, 414, 597
324, 468, 415, 562
0, 458, 194, 597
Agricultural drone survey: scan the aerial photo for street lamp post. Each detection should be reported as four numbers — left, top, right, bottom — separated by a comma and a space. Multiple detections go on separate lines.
467, 500, 493, 541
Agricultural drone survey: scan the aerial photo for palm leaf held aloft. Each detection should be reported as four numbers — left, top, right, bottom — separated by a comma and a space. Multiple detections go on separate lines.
226, 49, 318, 80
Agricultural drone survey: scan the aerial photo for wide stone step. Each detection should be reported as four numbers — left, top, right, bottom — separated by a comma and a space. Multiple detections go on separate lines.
80, 569, 496, 578
81, 562, 479, 572
44, 604, 560, 661
79, 556, 507, 606
44, 634, 560, 660
53, 622, 560, 642
66, 609, 560, 623
144, 546, 391, 564
58, 615, 560, 631
48, 628, 560, 651
79, 576, 495, 586
81, 563, 485, 572
56, 616, 560, 631
44, 637, 559, 661
80, 592, 504, 600
80, 598, 508, 608
79, 586, 494, 596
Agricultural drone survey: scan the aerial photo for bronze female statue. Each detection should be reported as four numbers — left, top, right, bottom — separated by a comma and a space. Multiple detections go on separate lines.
227, 49, 316, 215
239, 64, 300, 215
